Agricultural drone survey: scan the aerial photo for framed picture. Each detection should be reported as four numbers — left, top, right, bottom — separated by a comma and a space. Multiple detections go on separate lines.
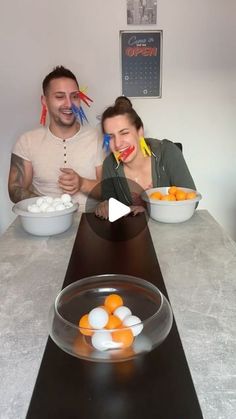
120, 30, 162, 98
127, 0, 157, 25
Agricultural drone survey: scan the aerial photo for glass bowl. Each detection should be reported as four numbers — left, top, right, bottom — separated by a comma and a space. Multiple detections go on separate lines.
48, 274, 173, 362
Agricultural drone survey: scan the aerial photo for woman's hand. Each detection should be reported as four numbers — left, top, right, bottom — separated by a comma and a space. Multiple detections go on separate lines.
95, 200, 109, 219
130, 205, 146, 216
95, 201, 146, 220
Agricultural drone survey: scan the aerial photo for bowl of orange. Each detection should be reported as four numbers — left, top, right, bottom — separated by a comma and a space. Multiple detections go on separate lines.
142, 186, 202, 223
48, 274, 173, 362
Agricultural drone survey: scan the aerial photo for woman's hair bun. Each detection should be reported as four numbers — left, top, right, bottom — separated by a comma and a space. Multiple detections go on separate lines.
114, 96, 133, 110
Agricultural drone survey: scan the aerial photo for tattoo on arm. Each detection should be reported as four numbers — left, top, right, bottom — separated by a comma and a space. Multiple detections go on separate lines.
9, 154, 37, 203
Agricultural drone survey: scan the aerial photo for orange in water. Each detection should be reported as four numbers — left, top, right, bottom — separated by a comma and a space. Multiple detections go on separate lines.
78, 314, 93, 336
104, 294, 123, 313
168, 194, 176, 201
150, 191, 162, 200
112, 328, 134, 348
105, 314, 122, 330
186, 191, 197, 200
73, 335, 93, 357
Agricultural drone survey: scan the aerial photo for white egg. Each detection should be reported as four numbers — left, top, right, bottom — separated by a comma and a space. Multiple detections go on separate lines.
61, 193, 72, 203
91, 331, 115, 351
64, 202, 73, 208
39, 202, 49, 212
54, 203, 66, 211
88, 307, 109, 329
113, 306, 132, 322
45, 206, 55, 212
28, 204, 41, 213
36, 197, 45, 206
53, 198, 62, 204
122, 315, 143, 336
44, 196, 54, 204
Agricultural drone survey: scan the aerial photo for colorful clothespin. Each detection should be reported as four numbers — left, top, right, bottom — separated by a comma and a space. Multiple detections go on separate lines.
71, 103, 88, 125
40, 104, 47, 126
139, 137, 151, 157
113, 151, 121, 166
102, 134, 111, 153
78, 90, 93, 107
120, 145, 135, 160
79, 105, 89, 124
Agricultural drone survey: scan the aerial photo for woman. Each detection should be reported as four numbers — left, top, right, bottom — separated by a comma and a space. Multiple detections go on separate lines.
95, 96, 196, 219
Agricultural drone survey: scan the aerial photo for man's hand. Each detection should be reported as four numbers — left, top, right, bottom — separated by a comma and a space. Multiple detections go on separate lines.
58, 168, 82, 195
95, 200, 109, 219
59, 166, 102, 199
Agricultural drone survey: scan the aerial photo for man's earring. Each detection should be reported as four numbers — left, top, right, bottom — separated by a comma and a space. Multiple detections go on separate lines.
40, 104, 47, 126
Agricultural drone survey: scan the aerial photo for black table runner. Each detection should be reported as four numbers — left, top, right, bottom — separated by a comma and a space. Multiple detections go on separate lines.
26, 213, 203, 419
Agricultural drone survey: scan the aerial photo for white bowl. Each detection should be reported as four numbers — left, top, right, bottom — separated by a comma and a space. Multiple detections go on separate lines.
142, 187, 202, 223
12, 197, 78, 236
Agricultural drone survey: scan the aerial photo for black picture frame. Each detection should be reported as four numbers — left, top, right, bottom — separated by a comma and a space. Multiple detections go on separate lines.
120, 30, 162, 98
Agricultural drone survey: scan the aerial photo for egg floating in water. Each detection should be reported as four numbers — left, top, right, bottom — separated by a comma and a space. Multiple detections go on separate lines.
78, 293, 143, 352
27, 194, 74, 213
114, 305, 132, 322
91, 331, 118, 351
123, 315, 143, 336
88, 307, 109, 329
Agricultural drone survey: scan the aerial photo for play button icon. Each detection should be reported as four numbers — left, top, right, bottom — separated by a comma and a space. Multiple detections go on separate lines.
108, 198, 131, 222
85, 177, 149, 241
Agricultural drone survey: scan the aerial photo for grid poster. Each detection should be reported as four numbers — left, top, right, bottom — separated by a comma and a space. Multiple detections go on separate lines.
120, 31, 162, 98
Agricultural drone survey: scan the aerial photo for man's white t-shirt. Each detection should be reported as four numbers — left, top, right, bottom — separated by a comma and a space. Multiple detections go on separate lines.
13, 126, 104, 210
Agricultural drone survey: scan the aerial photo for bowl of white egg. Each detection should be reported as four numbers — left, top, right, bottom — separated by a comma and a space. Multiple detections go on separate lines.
48, 274, 173, 362
12, 194, 78, 236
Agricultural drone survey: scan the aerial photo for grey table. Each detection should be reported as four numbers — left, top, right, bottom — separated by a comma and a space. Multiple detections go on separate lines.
0, 210, 235, 419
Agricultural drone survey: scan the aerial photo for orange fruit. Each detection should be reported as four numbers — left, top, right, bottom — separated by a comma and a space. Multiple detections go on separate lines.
104, 294, 123, 313
186, 191, 197, 200
73, 335, 93, 357
112, 328, 134, 348
105, 314, 122, 330
168, 186, 178, 195
78, 314, 93, 336
176, 190, 186, 200
161, 194, 172, 201
168, 194, 176, 201
150, 191, 162, 200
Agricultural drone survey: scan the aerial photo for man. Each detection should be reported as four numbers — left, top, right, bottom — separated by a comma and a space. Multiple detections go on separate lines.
8, 66, 104, 210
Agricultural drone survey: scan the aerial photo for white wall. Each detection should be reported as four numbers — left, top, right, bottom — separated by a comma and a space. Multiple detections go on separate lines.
1, 0, 236, 239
